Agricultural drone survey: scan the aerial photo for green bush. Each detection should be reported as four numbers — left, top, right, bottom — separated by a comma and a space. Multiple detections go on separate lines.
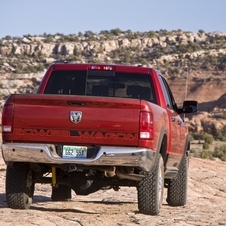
212, 145, 226, 161
147, 31, 156, 38
191, 132, 213, 144
204, 134, 214, 144
43, 36, 54, 43
168, 67, 180, 76
177, 43, 201, 53
198, 29, 205, 34
109, 28, 122, 36
189, 134, 194, 141
200, 150, 213, 160
215, 125, 226, 141
190, 148, 196, 154
203, 142, 209, 149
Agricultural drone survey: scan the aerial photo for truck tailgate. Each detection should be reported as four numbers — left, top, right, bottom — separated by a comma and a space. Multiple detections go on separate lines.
9, 94, 141, 146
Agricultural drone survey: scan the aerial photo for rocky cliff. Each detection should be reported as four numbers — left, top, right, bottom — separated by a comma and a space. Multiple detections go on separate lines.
1, 29, 226, 134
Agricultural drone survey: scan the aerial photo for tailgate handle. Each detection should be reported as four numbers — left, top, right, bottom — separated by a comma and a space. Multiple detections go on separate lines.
68, 101, 85, 106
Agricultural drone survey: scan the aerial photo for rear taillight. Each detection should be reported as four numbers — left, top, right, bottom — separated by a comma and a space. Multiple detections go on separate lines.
139, 111, 153, 139
2, 104, 14, 132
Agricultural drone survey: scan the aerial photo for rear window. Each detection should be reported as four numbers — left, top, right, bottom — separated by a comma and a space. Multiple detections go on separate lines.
44, 70, 156, 103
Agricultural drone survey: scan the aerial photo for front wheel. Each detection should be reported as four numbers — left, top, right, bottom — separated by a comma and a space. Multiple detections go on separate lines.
137, 153, 164, 215
166, 154, 188, 206
6, 163, 34, 209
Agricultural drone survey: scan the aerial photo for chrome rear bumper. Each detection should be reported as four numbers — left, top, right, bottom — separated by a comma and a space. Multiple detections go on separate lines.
1, 143, 156, 172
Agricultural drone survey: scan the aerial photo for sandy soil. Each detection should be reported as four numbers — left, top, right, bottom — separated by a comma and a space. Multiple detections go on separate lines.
0, 154, 226, 226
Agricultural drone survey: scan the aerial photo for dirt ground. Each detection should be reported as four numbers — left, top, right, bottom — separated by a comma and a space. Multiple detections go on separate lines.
1, 155, 226, 226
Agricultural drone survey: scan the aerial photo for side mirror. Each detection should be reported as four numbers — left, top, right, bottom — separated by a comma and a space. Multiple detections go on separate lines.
178, 100, 198, 114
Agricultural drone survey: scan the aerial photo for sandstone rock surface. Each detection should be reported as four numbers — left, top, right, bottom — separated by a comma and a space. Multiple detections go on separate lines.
0, 154, 226, 226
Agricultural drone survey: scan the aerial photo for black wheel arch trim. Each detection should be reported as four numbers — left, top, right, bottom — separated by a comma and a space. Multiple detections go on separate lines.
155, 126, 168, 167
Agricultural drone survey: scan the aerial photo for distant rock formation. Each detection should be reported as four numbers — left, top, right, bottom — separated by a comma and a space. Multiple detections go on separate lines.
1, 30, 226, 134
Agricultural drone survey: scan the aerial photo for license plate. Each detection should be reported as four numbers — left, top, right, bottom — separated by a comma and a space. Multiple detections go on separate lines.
62, 146, 87, 158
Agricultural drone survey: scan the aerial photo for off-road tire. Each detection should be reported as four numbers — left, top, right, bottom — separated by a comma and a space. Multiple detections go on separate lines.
166, 154, 188, 206
51, 184, 72, 201
137, 153, 164, 215
6, 163, 34, 209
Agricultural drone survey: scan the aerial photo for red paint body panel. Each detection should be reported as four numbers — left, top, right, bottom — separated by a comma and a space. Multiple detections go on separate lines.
5, 95, 143, 146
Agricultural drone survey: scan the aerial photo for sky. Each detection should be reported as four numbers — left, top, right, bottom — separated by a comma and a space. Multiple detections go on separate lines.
0, 0, 226, 39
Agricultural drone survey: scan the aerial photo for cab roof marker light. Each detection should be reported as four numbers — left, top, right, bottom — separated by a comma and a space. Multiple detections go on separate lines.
103, 66, 114, 70
89, 65, 115, 71
89, 65, 100, 70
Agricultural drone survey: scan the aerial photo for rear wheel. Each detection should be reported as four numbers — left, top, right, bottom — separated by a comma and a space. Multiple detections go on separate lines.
6, 163, 34, 209
166, 154, 188, 206
51, 184, 72, 201
137, 153, 164, 215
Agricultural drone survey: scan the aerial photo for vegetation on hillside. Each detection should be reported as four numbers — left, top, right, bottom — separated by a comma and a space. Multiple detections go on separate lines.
190, 130, 226, 161
1, 29, 226, 76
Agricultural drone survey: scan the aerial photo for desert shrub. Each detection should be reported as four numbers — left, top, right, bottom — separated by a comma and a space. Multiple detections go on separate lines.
70, 55, 81, 62
43, 36, 54, 43
189, 134, 194, 141
36, 63, 45, 71
177, 43, 201, 53
203, 142, 209, 149
109, 28, 122, 36
191, 132, 203, 140
215, 125, 226, 141
204, 134, 214, 144
99, 30, 109, 35
5, 35, 12, 40
64, 35, 79, 42
147, 31, 156, 38
212, 145, 226, 161
168, 67, 180, 76
198, 29, 205, 35
200, 150, 213, 160
190, 148, 196, 154
191, 132, 213, 144
159, 29, 168, 36
96, 46, 104, 54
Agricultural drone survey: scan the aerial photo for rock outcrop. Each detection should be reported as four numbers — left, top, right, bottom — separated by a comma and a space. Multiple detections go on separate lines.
1, 30, 226, 134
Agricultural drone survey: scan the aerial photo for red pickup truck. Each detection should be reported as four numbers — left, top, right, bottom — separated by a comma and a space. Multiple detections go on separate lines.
1, 63, 198, 215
